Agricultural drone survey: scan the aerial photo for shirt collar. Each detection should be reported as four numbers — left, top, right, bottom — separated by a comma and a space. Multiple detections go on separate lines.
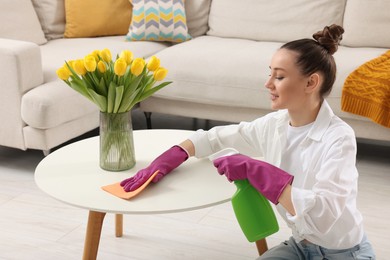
274, 100, 334, 142
308, 100, 334, 142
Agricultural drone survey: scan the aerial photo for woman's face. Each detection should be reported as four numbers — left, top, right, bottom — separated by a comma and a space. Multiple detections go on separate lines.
265, 48, 310, 111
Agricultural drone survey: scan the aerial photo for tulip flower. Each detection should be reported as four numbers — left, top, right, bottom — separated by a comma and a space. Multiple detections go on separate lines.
74, 59, 87, 75
153, 67, 168, 81
84, 55, 97, 72
114, 58, 127, 76
131, 58, 145, 76
90, 50, 100, 62
56, 48, 171, 114
100, 48, 112, 63
147, 56, 160, 71
62, 62, 71, 74
56, 66, 71, 80
68, 60, 76, 70
120, 50, 134, 65
97, 61, 106, 73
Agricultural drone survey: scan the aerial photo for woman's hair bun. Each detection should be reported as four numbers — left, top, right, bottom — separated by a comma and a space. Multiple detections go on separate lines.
313, 24, 344, 55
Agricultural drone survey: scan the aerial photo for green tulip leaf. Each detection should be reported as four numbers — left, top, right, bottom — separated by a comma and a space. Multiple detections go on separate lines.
114, 85, 124, 113
137, 81, 172, 103
87, 89, 107, 112
107, 82, 117, 113
118, 87, 143, 113
97, 77, 108, 97
68, 80, 94, 103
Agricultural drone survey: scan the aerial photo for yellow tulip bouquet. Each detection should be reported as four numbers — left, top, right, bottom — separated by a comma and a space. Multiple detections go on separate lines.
56, 48, 171, 113
56, 48, 172, 171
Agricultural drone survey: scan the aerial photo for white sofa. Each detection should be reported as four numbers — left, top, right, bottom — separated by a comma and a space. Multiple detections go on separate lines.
1, 0, 389, 153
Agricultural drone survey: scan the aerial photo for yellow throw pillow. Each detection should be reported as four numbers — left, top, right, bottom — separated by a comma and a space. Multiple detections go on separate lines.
64, 0, 132, 38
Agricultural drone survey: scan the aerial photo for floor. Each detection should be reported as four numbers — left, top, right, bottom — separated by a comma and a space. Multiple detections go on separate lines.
0, 108, 389, 260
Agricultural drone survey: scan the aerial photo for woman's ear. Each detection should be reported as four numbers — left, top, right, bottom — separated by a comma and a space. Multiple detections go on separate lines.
305, 73, 321, 93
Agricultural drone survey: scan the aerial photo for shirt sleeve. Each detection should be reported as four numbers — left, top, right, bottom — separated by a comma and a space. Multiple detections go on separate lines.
286, 134, 359, 237
188, 119, 266, 159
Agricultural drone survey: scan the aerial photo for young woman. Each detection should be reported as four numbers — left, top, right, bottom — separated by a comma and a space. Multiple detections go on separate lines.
121, 24, 375, 259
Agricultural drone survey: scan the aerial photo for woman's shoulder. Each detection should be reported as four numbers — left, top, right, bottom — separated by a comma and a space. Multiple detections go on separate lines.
252, 109, 289, 124
315, 100, 356, 142
246, 110, 289, 134
325, 115, 356, 144
330, 115, 355, 134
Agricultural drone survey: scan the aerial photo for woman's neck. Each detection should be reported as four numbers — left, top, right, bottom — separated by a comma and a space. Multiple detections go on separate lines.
288, 99, 322, 127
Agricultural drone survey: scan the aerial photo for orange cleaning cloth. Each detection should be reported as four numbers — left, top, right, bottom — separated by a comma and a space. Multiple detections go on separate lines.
102, 170, 159, 199
341, 50, 390, 128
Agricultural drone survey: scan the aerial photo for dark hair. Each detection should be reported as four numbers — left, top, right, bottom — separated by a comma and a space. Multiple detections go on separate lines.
280, 24, 344, 97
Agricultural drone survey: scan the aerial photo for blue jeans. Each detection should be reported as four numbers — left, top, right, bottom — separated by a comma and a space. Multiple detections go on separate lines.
258, 235, 375, 260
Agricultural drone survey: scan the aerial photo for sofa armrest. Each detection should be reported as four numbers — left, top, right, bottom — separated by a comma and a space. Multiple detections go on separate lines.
0, 38, 44, 93
0, 38, 44, 149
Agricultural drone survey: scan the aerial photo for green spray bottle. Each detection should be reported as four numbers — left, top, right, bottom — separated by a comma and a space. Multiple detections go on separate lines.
209, 148, 279, 242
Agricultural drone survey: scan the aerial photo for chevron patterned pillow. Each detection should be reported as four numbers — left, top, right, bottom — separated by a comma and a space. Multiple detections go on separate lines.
126, 0, 191, 43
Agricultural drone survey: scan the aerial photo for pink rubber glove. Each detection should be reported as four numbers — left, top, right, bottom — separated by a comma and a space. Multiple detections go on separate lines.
120, 145, 189, 192
213, 154, 293, 204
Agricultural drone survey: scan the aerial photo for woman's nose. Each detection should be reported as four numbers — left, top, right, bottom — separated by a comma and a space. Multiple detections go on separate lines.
264, 77, 272, 89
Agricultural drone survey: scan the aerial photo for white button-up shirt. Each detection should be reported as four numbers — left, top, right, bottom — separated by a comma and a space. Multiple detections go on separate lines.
189, 100, 364, 249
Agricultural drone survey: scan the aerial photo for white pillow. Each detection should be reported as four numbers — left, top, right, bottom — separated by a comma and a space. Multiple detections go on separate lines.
31, 0, 66, 40
342, 0, 390, 48
0, 0, 47, 45
207, 0, 346, 43
185, 0, 212, 37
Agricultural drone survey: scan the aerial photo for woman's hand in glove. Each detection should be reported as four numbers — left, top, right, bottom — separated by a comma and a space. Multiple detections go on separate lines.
213, 154, 293, 204
120, 145, 189, 192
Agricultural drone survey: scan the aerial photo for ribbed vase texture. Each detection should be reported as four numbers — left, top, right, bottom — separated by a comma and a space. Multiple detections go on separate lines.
99, 111, 135, 171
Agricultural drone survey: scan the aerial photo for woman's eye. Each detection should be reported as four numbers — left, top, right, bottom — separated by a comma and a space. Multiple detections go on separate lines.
268, 73, 284, 80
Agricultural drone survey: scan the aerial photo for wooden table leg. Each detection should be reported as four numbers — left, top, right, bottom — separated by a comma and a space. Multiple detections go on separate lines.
255, 238, 268, 256
83, 211, 106, 260
115, 214, 123, 237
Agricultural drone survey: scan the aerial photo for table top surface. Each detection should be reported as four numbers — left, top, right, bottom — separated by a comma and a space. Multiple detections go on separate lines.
35, 129, 236, 214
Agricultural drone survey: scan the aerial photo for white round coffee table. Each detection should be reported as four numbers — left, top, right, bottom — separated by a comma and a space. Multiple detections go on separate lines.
35, 129, 236, 259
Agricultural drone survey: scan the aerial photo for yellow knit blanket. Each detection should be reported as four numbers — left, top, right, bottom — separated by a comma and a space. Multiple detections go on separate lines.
341, 50, 390, 128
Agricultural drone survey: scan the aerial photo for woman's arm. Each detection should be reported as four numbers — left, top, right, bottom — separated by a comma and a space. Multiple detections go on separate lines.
185, 136, 297, 215
279, 184, 296, 216
179, 139, 195, 157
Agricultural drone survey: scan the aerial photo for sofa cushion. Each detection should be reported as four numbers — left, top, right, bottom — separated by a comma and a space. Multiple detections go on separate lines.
23, 111, 99, 151
40, 36, 170, 82
126, 0, 191, 43
342, 0, 390, 48
0, 0, 47, 45
31, 0, 66, 40
143, 36, 388, 124
21, 80, 98, 129
207, 0, 346, 42
148, 36, 280, 110
64, 0, 132, 38
185, 0, 212, 37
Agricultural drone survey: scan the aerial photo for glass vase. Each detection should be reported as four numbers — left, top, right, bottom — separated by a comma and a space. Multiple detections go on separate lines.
99, 111, 135, 171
